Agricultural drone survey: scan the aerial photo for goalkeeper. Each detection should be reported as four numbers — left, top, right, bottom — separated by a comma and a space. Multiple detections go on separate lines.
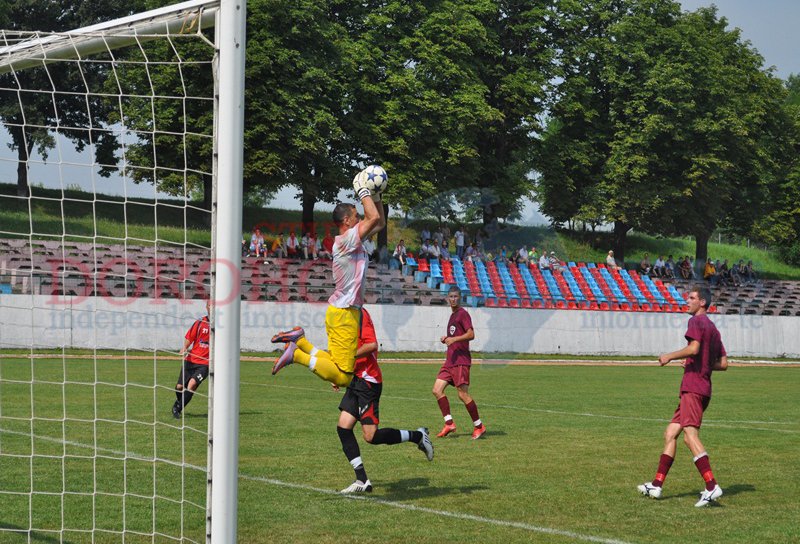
270, 171, 385, 387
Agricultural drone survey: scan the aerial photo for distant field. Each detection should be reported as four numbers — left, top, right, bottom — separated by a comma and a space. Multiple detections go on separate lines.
1, 355, 797, 543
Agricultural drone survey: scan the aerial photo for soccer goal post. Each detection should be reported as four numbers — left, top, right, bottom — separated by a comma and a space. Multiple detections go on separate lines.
0, 0, 245, 542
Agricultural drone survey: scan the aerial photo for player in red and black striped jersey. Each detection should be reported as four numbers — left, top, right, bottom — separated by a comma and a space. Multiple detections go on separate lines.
172, 300, 211, 419
335, 307, 434, 493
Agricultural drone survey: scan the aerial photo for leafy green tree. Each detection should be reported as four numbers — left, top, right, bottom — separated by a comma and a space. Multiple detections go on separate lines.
0, 0, 146, 197
348, 0, 552, 235
538, 0, 788, 264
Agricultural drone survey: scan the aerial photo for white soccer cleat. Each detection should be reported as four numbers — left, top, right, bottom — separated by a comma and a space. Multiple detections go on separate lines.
340, 479, 372, 494
637, 481, 662, 499
417, 427, 434, 461
694, 484, 723, 507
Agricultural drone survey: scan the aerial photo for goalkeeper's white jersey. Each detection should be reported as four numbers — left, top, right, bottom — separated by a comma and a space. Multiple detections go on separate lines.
329, 225, 369, 308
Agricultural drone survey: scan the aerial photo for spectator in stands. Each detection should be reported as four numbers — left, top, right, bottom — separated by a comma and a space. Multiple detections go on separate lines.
392, 240, 407, 266
703, 258, 718, 285
271, 232, 287, 258
429, 240, 442, 260
286, 231, 300, 258
419, 239, 433, 259
320, 230, 334, 259
548, 251, 561, 272
249, 228, 266, 258
718, 259, 734, 287
538, 250, 550, 270
731, 260, 744, 285
465, 242, 477, 262
744, 260, 758, 283
440, 242, 451, 260
528, 246, 538, 263
606, 250, 621, 270
421, 227, 431, 247
302, 232, 318, 260
442, 224, 451, 248
679, 255, 693, 280
517, 245, 529, 265
433, 226, 444, 248
639, 253, 652, 276
653, 255, 666, 278
454, 227, 465, 260
665, 255, 676, 279
362, 236, 378, 262
242, 237, 249, 257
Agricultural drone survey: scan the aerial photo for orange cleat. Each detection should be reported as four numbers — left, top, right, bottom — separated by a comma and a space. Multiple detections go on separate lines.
471, 424, 486, 440
436, 422, 457, 438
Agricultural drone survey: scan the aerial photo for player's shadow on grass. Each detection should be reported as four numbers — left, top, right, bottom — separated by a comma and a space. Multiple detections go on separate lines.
669, 483, 755, 501
443, 429, 506, 439
380, 477, 489, 501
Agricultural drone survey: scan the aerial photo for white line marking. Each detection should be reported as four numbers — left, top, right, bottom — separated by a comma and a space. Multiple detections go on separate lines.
0, 427, 635, 544
241, 381, 799, 433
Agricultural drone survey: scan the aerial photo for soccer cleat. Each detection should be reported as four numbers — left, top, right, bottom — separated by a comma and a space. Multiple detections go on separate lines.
637, 481, 663, 499
436, 422, 457, 438
340, 479, 372, 494
417, 427, 434, 461
171, 403, 181, 420
471, 424, 487, 440
694, 484, 723, 507
272, 342, 297, 375
271, 326, 305, 344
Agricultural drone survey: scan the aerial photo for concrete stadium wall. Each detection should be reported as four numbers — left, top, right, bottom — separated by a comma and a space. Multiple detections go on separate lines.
1, 295, 798, 358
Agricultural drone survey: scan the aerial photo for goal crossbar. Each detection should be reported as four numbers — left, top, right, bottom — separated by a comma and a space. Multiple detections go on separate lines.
0, 0, 219, 75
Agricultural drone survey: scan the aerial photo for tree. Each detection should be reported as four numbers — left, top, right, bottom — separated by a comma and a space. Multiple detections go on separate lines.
537, 0, 788, 264
0, 0, 147, 197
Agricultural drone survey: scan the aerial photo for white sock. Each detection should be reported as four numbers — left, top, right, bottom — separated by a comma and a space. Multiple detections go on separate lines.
310, 347, 319, 356
444, 415, 453, 423
400, 430, 410, 442
473, 419, 482, 427
693, 452, 708, 462
349, 456, 363, 470
308, 356, 317, 371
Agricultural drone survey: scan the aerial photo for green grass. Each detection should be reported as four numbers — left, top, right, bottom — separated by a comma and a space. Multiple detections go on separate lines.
1, 355, 798, 543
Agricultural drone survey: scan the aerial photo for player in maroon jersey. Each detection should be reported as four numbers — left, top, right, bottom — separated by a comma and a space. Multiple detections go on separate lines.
638, 285, 729, 507
335, 307, 433, 493
433, 286, 486, 439
172, 300, 211, 419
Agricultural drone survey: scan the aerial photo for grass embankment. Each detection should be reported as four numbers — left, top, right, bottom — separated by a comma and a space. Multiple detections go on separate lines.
2, 182, 798, 279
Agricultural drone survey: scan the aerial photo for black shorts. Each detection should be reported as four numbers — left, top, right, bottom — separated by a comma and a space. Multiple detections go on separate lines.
338, 377, 382, 426
178, 360, 209, 388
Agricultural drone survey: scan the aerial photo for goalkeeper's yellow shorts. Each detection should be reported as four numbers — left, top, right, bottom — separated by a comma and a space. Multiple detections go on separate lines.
325, 306, 361, 374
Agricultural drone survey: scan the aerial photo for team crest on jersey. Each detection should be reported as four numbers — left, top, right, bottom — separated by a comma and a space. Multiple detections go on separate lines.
449, 325, 456, 335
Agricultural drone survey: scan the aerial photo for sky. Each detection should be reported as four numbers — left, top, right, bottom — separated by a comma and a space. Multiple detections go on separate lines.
2, 0, 797, 225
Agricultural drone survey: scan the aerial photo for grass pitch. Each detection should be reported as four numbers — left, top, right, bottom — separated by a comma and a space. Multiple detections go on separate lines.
1, 356, 798, 543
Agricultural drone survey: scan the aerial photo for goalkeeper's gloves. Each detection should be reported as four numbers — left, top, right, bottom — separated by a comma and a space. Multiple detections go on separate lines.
352, 172, 371, 200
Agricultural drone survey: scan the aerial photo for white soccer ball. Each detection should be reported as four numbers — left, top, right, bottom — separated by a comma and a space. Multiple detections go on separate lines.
359, 164, 388, 195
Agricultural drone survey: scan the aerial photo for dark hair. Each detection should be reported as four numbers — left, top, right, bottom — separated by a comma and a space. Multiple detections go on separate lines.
332, 202, 355, 226
448, 285, 461, 295
691, 285, 712, 309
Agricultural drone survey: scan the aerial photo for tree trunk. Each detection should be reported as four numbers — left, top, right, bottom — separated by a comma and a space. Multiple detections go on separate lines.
14, 129, 31, 198
301, 190, 317, 234
695, 230, 710, 277
377, 202, 389, 254
202, 173, 212, 227
612, 220, 630, 266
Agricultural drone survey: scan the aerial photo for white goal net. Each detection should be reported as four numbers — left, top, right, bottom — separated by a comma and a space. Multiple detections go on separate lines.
0, 1, 245, 542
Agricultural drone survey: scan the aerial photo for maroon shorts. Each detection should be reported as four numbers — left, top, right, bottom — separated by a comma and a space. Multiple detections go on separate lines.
670, 392, 710, 428
436, 365, 471, 387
